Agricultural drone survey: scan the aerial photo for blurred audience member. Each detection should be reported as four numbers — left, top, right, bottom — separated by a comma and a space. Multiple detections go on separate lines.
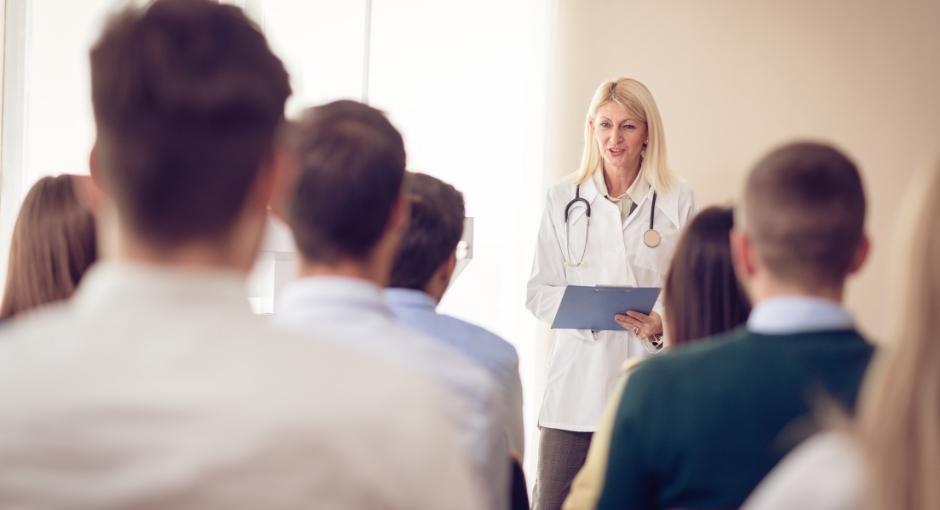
564, 205, 750, 509
1, 174, 96, 321
661, 206, 751, 347
594, 142, 875, 510
386, 171, 526, 507
744, 160, 940, 510
276, 101, 505, 509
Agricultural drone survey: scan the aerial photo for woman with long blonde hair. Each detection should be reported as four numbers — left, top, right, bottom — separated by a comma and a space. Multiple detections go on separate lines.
744, 161, 940, 510
526, 77, 696, 509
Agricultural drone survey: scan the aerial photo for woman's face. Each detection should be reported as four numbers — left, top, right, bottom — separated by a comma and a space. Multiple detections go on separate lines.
592, 101, 648, 173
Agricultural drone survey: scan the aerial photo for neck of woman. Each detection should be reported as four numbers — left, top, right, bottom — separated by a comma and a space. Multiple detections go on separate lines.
603, 160, 641, 198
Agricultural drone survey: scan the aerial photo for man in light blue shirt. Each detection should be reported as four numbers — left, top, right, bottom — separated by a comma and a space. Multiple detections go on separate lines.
274, 101, 505, 510
386, 172, 525, 458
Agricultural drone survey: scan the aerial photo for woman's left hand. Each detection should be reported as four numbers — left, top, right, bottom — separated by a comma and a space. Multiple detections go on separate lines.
614, 310, 663, 338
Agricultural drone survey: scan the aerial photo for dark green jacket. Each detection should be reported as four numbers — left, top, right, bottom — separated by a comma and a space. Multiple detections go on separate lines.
597, 326, 874, 510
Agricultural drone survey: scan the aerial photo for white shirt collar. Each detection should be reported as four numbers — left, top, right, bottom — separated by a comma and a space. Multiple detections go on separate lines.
592, 167, 650, 205
580, 167, 683, 228
747, 295, 855, 335
74, 261, 251, 315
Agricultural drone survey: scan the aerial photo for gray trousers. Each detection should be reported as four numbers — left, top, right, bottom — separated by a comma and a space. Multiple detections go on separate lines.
532, 427, 593, 510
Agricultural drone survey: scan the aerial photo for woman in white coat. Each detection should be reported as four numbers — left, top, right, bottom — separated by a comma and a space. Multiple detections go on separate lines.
526, 77, 696, 510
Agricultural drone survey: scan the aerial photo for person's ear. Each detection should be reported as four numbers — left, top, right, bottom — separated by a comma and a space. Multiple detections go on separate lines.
266, 147, 297, 222
85, 142, 110, 214
442, 250, 457, 283
428, 250, 458, 302
730, 228, 757, 282
847, 233, 870, 275
388, 192, 411, 236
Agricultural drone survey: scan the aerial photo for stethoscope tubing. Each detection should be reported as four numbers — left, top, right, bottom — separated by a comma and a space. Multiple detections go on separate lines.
563, 185, 658, 266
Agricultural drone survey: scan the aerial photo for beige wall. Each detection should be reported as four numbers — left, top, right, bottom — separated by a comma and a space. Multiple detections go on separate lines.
544, 0, 940, 341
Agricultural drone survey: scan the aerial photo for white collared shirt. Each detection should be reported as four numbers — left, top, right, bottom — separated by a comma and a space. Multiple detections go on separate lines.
0, 262, 484, 510
277, 276, 508, 510
592, 168, 651, 223
748, 296, 855, 334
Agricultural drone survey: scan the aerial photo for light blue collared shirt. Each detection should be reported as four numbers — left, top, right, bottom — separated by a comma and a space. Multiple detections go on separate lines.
276, 277, 507, 510
385, 288, 525, 455
747, 296, 855, 335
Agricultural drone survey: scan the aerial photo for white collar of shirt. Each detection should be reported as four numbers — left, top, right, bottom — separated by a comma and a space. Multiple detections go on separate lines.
384, 287, 438, 311
73, 261, 251, 315
592, 166, 650, 205
579, 167, 682, 228
278, 276, 392, 318
747, 295, 855, 335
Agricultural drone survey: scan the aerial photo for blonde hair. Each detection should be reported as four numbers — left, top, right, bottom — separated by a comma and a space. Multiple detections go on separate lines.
575, 77, 672, 192
857, 161, 940, 510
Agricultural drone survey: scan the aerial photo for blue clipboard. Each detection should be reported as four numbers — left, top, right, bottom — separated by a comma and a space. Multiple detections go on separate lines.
551, 285, 661, 331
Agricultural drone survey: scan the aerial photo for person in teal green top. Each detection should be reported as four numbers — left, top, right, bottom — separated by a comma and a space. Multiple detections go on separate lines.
596, 142, 876, 510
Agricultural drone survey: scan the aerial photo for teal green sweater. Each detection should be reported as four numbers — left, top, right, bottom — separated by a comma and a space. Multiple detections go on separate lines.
597, 326, 874, 510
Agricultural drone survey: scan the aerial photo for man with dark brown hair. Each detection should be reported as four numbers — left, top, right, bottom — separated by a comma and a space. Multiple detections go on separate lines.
276, 101, 508, 510
386, 172, 524, 458
584, 142, 875, 510
0, 2, 483, 508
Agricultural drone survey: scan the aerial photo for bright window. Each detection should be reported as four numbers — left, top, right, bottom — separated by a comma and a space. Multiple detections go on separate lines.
1, 0, 553, 482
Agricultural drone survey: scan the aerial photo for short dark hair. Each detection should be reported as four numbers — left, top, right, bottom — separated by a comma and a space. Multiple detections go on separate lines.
663, 207, 750, 346
389, 173, 465, 290
1, 175, 97, 320
287, 100, 406, 263
742, 142, 866, 288
89, 0, 290, 245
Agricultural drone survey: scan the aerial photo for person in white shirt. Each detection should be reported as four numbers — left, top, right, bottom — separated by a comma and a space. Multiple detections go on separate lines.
275, 100, 508, 510
0, 2, 482, 509
744, 161, 940, 510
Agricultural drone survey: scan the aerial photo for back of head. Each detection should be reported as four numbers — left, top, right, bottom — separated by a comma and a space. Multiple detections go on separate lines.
663, 206, 750, 346
860, 160, 940, 510
1, 175, 97, 320
741, 141, 866, 290
389, 172, 465, 291
89, 0, 290, 246
287, 100, 406, 263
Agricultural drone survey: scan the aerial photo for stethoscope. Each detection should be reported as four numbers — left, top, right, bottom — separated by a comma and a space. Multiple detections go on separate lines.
564, 185, 660, 267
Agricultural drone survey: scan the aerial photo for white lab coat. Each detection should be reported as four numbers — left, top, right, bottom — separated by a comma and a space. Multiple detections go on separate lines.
526, 172, 696, 431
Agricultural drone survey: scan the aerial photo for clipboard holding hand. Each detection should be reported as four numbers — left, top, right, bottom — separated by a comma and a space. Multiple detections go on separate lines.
551, 285, 661, 331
